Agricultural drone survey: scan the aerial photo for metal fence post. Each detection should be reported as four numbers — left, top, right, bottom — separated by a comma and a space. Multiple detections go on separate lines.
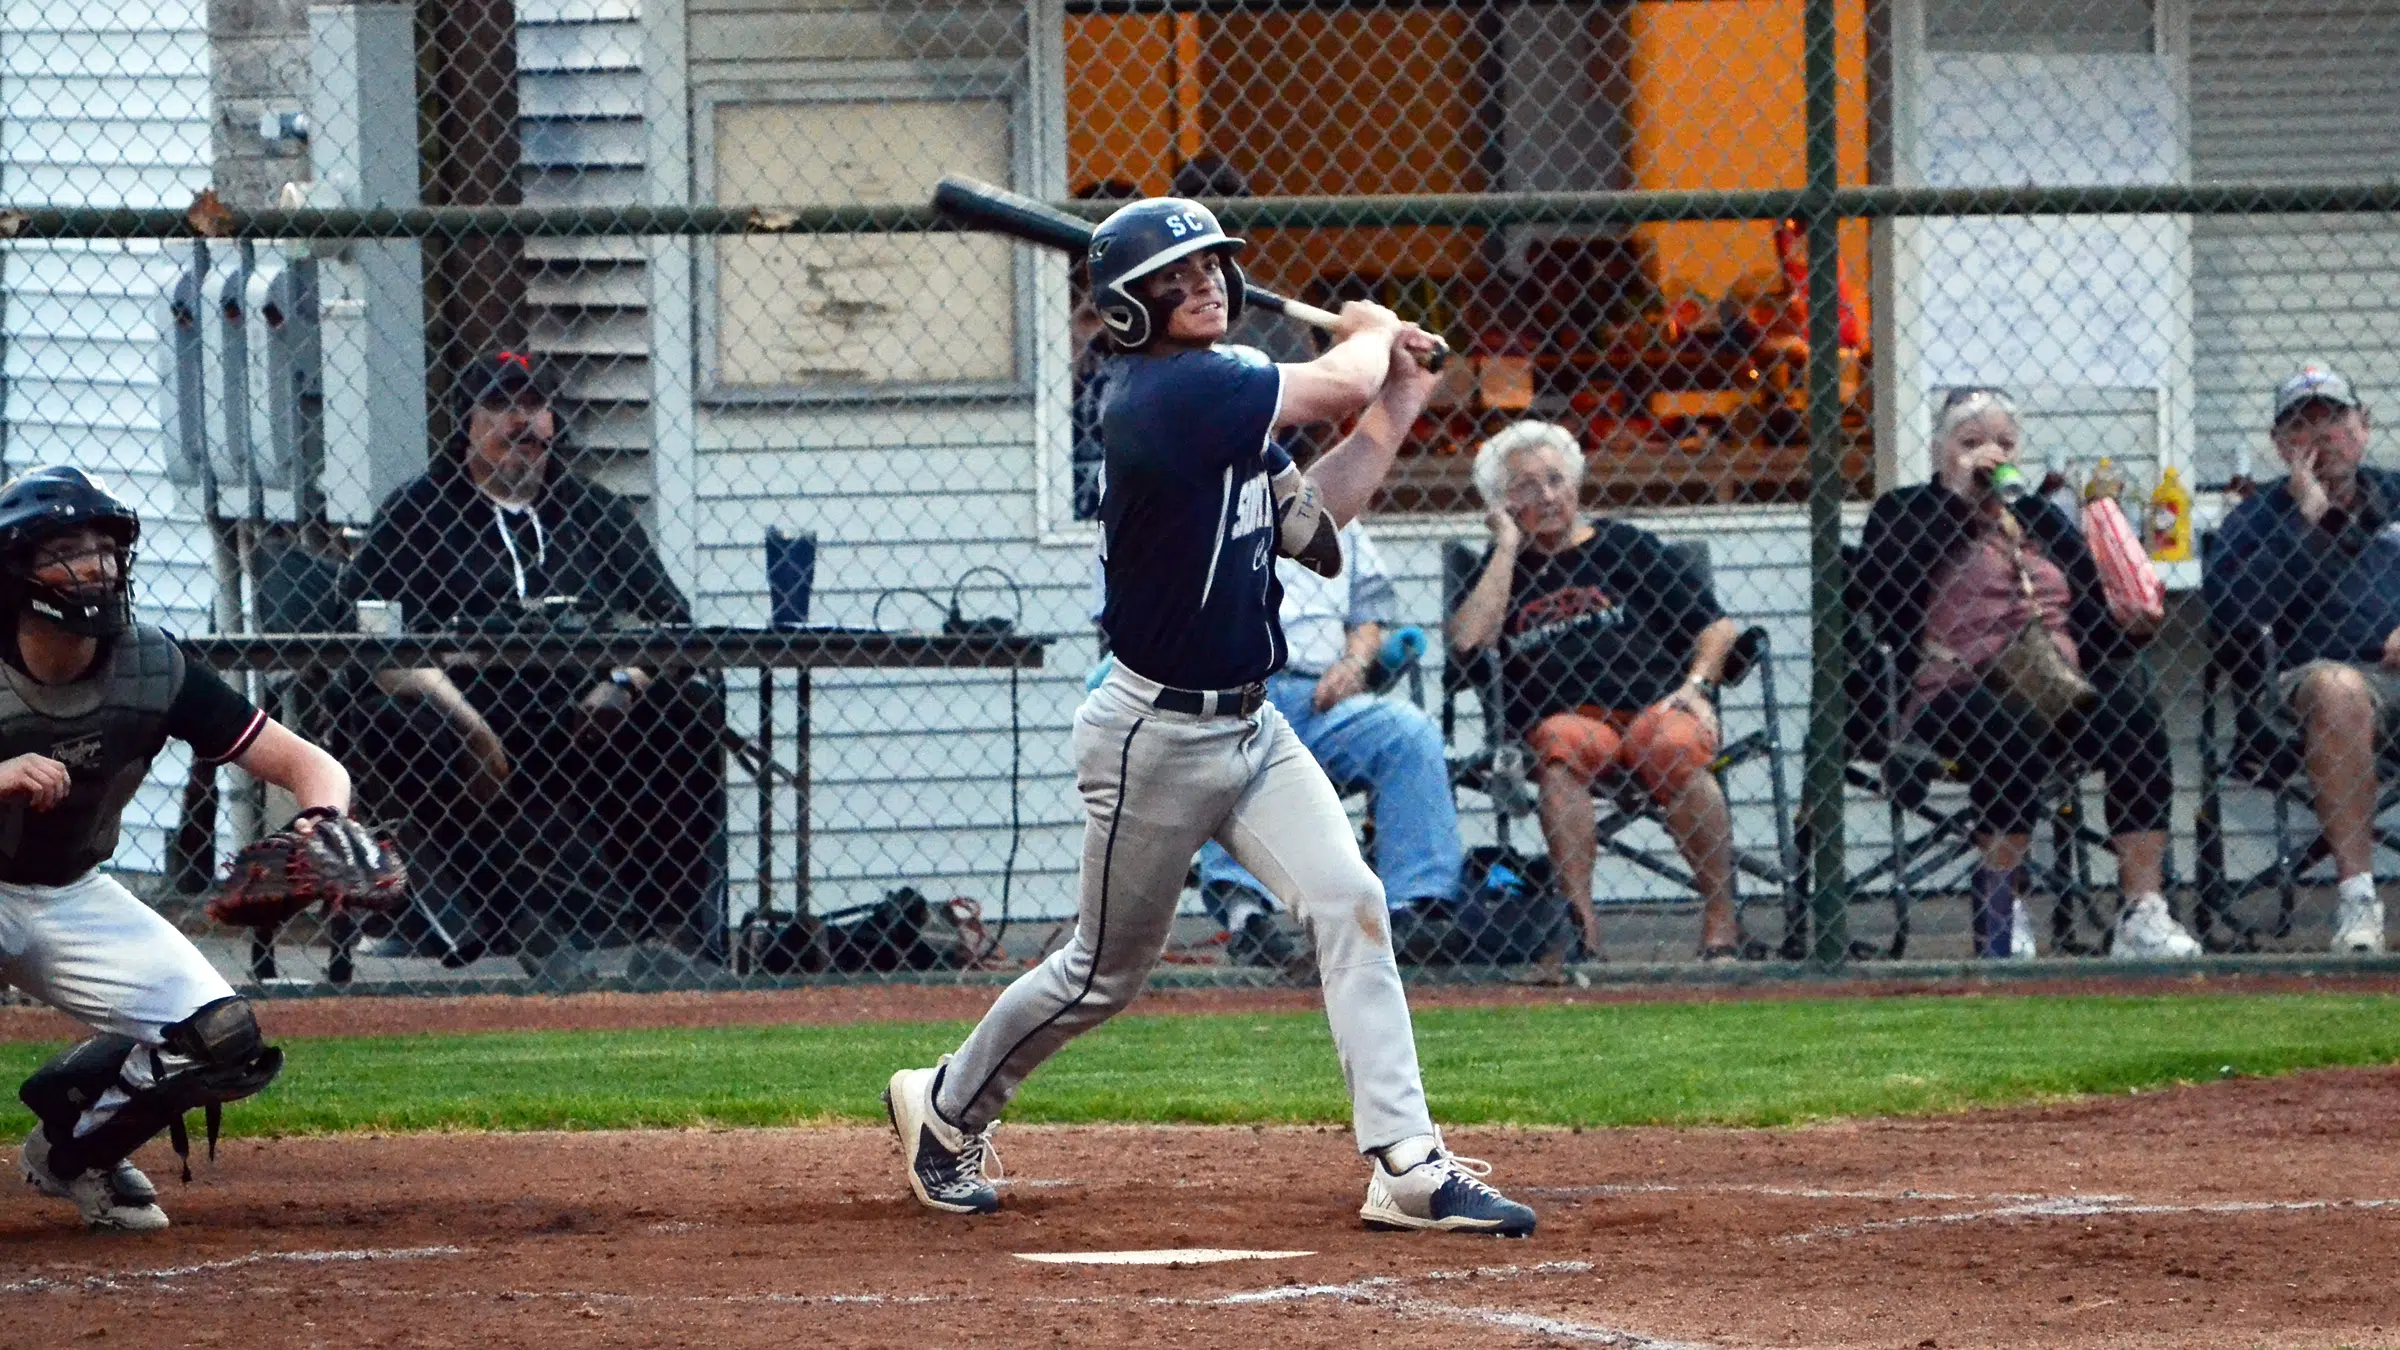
1802, 0, 1851, 967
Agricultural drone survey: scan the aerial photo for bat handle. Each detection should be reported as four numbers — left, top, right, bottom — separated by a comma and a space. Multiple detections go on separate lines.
1273, 297, 1449, 372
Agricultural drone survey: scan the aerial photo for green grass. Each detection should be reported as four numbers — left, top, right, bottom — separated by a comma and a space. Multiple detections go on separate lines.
5, 992, 2399, 1137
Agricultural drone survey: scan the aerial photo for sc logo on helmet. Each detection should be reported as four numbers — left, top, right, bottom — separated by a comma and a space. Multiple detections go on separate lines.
1162, 211, 1213, 239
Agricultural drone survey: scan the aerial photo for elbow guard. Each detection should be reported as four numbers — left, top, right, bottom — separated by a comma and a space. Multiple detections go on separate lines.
1270, 465, 1343, 578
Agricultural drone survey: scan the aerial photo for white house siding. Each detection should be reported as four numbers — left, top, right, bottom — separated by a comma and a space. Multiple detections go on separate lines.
521, 0, 654, 498
2187, 1, 2400, 484
0, 0, 215, 873
671, 0, 1073, 924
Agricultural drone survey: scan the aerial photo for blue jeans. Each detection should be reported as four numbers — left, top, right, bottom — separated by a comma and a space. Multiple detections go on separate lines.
1198, 672, 1461, 917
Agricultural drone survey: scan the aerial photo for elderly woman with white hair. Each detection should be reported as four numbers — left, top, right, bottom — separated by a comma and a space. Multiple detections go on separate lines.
1450, 419, 1750, 963
1857, 387, 2195, 960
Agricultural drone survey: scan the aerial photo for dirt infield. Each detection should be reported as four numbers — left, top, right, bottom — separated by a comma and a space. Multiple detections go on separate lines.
2, 1062, 2396, 1348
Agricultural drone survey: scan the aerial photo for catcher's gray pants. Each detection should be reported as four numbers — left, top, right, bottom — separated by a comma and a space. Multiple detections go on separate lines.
935, 662, 1435, 1153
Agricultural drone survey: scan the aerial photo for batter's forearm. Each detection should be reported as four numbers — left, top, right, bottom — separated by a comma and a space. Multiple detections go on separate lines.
1311, 389, 1427, 525
1275, 332, 1390, 429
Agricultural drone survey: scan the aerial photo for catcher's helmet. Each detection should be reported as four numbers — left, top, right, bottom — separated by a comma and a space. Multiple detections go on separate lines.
0, 466, 141, 637
1086, 197, 1246, 351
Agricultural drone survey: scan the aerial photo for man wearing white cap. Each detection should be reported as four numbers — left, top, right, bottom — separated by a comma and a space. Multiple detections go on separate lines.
2207, 364, 2394, 952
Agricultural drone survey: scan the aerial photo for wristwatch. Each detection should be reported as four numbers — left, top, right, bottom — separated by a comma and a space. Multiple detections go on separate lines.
1687, 675, 1719, 699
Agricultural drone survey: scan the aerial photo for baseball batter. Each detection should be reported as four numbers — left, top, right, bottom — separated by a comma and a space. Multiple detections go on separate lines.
0, 468, 357, 1231
887, 198, 1535, 1235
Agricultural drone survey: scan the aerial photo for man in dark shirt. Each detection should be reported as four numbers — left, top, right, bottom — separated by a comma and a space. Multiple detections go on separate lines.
0, 467, 354, 1232
344, 352, 724, 981
2206, 364, 2399, 953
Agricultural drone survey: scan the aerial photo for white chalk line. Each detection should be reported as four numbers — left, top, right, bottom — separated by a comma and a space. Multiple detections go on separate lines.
1780, 1195, 2400, 1243
1, 1245, 469, 1295
4, 1249, 1728, 1345
1203, 1264, 1717, 1348
1526, 1181, 2059, 1203
1517, 1179, 2400, 1244
2, 1251, 1721, 1345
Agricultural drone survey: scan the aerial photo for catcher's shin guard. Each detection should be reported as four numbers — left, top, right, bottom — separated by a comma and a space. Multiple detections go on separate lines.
29, 998, 283, 1184
20, 1032, 138, 1151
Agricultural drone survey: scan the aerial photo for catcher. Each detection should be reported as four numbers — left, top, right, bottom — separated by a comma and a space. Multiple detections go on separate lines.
0, 467, 387, 1232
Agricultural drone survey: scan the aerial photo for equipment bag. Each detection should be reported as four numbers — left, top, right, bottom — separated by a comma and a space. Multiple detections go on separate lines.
1447, 847, 1571, 966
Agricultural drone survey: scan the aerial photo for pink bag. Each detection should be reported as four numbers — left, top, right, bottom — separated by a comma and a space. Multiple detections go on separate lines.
2083, 497, 2166, 634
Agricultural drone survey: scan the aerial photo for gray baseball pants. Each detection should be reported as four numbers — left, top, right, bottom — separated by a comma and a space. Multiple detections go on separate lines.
933, 661, 1435, 1153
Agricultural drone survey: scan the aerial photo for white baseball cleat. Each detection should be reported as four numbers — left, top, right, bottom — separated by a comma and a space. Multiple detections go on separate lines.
20, 1127, 168, 1233
2111, 895, 2202, 961
884, 1056, 1001, 1215
1360, 1140, 1536, 1236
2330, 893, 2387, 954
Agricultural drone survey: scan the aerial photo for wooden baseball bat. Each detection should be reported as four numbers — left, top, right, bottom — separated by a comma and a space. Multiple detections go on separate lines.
931, 174, 1449, 371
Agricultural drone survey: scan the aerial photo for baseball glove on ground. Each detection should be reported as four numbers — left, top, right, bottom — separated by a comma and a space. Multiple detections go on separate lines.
205, 807, 408, 929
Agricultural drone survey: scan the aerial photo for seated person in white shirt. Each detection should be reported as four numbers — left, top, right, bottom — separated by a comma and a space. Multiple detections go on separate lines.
1194, 518, 1462, 967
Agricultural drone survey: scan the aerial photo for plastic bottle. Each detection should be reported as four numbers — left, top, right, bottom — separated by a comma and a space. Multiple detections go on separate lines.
2040, 470, 2082, 523
2147, 466, 2193, 561
2085, 457, 2127, 508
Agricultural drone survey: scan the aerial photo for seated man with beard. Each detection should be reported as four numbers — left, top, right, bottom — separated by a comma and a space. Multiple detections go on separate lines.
343, 352, 725, 983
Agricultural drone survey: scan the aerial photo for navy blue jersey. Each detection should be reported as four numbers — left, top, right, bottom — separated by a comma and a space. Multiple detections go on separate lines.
1096, 345, 1291, 688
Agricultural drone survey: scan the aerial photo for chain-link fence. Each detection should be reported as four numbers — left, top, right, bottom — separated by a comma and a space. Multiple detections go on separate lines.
0, 0, 2394, 994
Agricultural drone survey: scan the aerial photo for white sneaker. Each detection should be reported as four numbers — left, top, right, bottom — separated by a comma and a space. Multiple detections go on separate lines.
2009, 898, 2037, 960
2330, 893, 2387, 954
1360, 1139, 1536, 1236
2112, 895, 2203, 961
20, 1128, 168, 1233
883, 1056, 1001, 1215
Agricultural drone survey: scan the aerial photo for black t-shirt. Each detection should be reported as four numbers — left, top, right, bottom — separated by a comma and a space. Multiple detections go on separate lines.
1096, 345, 1290, 689
170, 656, 270, 763
0, 639, 264, 764
0, 628, 269, 885
1495, 520, 1722, 734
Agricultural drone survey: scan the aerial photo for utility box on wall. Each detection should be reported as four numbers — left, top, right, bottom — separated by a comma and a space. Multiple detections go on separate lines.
309, 2, 427, 524
156, 259, 207, 492
162, 246, 319, 522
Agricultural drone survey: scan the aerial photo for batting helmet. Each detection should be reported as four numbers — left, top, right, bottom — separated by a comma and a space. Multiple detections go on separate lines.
1086, 197, 1247, 351
0, 466, 141, 637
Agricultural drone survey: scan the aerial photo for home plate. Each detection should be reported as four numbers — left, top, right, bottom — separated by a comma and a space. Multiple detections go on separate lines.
1015, 1249, 1315, 1266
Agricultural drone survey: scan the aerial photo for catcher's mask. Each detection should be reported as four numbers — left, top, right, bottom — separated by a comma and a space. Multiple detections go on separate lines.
1086, 197, 1246, 352
0, 466, 141, 638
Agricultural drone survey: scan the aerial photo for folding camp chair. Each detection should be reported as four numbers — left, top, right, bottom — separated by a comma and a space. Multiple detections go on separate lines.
1437, 538, 1798, 952
1785, 544, 2123, 959
2192, 534, 2400, 950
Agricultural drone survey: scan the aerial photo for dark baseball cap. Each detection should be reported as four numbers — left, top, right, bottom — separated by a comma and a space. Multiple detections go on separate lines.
2272, 363, 2363, 426
457, 349, 557, 409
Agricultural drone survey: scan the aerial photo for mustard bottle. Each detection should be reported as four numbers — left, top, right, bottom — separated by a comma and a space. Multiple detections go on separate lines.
2147, 466, 2192, 562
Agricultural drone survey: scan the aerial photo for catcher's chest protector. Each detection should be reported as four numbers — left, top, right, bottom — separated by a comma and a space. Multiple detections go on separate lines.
0, 625, 181, 885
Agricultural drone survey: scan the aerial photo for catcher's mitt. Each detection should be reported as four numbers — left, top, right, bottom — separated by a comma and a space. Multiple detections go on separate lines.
204, 807, 408, 929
